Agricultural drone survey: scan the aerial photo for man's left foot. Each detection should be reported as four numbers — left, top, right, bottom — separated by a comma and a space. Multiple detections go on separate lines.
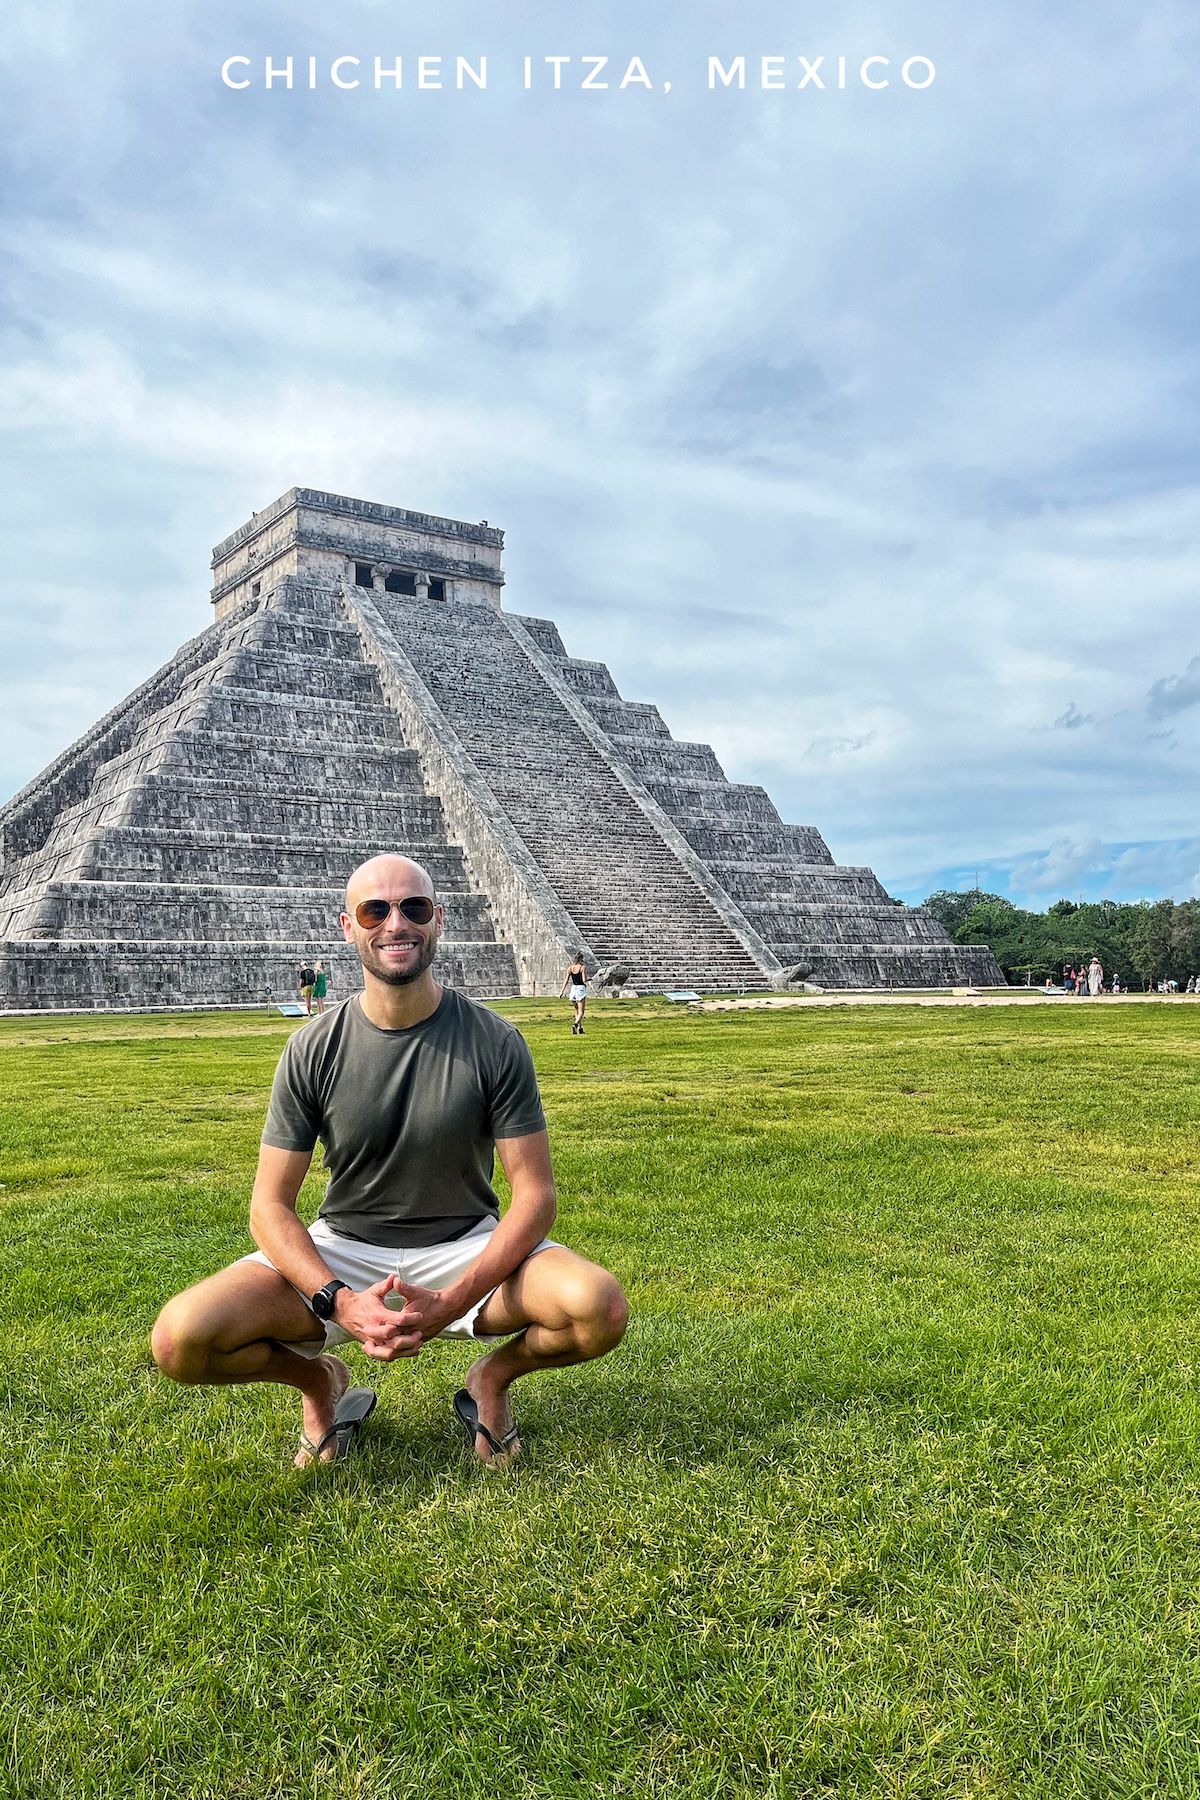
294, 1355, 352, 1467
462, 1354, 520, 1466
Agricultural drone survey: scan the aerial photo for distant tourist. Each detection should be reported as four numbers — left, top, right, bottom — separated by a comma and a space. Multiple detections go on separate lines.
1063, 968, 1076, 994
1087, 957, 1104, 996
1111, 972, 1122, 995
299, 960, 316, 1016
151, 854, 627, 1469
560, 952, 590, 1035
312, 961, 328, 1016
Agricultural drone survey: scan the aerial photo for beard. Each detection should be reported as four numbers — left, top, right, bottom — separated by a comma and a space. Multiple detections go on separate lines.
357, 931, 440, 987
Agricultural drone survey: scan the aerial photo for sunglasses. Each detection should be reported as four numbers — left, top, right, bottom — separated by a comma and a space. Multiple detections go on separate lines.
354, 895, 436, 928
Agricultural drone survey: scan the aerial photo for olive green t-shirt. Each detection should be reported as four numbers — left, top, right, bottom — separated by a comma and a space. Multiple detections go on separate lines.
261, 989, 546, 1247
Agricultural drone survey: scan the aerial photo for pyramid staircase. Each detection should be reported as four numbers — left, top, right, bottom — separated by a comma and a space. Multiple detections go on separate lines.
377, 592, 770, 993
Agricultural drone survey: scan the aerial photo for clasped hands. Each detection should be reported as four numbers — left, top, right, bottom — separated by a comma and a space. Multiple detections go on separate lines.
333, 1275, 460, 1360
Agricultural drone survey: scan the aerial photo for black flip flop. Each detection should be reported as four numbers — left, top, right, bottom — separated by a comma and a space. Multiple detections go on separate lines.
298, 1385, 377, 1464
453, 1388, 520, 1464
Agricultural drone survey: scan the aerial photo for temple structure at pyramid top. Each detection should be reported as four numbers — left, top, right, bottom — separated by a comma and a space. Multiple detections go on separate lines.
210, 488, 507, 619
0, 488, 1003, 1010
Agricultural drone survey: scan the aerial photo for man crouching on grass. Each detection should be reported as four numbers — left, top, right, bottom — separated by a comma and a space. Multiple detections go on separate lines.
151, 853, 628, 1467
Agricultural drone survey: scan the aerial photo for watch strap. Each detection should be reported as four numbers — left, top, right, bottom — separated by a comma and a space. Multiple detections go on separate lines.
311, 1278, 349, 1320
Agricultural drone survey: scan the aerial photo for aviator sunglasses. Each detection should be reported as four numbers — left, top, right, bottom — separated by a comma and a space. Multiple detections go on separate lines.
354, 895, 436, 928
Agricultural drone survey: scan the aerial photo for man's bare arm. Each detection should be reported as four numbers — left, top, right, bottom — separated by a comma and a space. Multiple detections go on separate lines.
249, 1144, 420, 1357
249, 1145, 334, 1294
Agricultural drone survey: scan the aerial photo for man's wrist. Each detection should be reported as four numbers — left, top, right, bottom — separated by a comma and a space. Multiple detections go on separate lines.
434, 1280, 471, 1321
311, 1277, 351, 1322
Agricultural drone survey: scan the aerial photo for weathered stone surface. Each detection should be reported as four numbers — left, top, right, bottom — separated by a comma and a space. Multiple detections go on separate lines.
0, 489, 1004, 1010
0, 575, 521, 1009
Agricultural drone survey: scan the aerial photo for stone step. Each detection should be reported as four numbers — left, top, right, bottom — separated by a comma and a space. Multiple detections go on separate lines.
738, 905, 949, 946
599, 738, 728, 782
798, 945, 1004, 987
0, 938, 521, 1009
120, 780, 449, 840
178, 647, 383, 704
681, 823, 835, 864
581, 699, 672, 739
4, 879, 496, 944
135, 685, 410, 749
507, 615, 567, 657
5, 829, 474, 895
642, 779, 781, 823
84, 731, 426, 804
554, 660, 620, 698
222, 614, 363, 657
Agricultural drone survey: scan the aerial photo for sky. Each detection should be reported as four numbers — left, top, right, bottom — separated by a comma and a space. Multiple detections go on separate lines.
2, 0, 1199, 908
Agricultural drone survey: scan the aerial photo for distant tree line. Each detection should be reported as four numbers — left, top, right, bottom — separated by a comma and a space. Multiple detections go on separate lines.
920, 891, 1200, 989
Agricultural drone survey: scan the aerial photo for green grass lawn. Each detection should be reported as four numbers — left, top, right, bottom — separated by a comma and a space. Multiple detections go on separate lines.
2, 998, 1200, 1798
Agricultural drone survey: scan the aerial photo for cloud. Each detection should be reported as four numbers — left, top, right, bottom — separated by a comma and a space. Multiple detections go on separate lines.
892, 835, 1200, 909
1147, 654, 1200, 718
1053, 702, 1097, 730
1008, 836, 1112, 894
804, 732, 877, 760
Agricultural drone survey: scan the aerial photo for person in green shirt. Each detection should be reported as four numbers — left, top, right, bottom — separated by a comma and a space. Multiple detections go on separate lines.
152, 854, 628, 1469
311, 961, 328, 1015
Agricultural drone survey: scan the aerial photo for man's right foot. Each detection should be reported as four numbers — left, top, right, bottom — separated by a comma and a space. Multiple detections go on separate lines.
295, 1355, 352, 1467
462, 1354, 521, 1467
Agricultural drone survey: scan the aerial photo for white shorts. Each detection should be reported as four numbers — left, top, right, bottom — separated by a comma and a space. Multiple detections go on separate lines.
242, 1215, 558, 1359
569, 985, 588, 1001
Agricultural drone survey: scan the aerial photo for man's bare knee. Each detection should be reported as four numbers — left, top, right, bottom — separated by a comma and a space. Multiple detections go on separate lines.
151, 1294, 207, 1384
574, 1274, 629, 1359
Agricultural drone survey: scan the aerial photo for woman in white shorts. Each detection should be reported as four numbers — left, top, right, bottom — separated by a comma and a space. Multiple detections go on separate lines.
560, 953, 590, 1034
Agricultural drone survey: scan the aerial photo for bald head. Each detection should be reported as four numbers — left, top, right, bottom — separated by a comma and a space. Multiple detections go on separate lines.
341, 854, 443, 991
344, 854, 435, 914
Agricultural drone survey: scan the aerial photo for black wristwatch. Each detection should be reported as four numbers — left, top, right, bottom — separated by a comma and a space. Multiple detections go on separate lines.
311, 1279, 349, 1322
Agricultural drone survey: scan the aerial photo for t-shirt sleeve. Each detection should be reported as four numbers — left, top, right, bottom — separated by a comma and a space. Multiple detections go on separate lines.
487, 1027, 547, 1138
261, 1037, 322, 1151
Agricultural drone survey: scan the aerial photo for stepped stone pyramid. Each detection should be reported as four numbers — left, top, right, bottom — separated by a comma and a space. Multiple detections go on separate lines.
0, 489, 1003, 1009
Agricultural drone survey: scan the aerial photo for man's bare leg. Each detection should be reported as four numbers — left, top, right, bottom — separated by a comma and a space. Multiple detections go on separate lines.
466, 1247, 628, 1465
151, 1261, 351, 1467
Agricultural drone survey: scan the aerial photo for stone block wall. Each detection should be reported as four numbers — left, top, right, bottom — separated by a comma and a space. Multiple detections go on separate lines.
0, 578, 521, 1009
